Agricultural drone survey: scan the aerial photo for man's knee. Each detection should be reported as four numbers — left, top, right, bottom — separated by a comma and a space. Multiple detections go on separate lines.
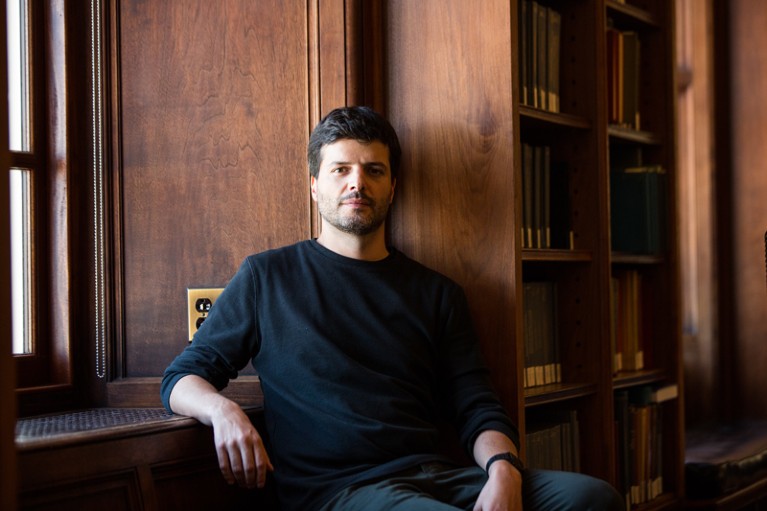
573, 476, 624, 511
524, 469, 624, 511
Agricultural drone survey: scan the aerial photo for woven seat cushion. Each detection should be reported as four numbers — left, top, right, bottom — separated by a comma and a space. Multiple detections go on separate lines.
685, 421, 767, 499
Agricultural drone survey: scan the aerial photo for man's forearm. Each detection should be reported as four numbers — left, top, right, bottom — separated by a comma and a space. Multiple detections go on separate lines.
169, 374, 273, 488
472, 430, 524, 510
168, 374, 238, 426
473, 429, 520, 471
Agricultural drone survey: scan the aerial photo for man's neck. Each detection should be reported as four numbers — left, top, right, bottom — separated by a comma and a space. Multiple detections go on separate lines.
315, 225, 389, 261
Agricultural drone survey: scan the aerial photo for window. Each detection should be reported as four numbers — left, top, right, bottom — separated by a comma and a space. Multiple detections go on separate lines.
5, 0, 75, 396
10, 167, 32, 355
7, 0, 36, 358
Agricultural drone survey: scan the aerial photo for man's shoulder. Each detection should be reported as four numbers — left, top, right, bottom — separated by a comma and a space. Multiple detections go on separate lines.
392, 248, 462, 291
244, 239, 311, 263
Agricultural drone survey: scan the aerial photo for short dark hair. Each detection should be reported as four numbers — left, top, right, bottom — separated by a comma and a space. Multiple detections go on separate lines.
307, 106, 401, 181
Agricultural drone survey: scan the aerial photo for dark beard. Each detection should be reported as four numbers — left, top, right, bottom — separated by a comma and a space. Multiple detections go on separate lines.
317, 191, 390, 236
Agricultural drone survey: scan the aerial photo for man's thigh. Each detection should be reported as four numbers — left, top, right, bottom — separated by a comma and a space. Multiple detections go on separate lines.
321, 464, 624, 511
320, 462, 487, 511
523, 469, 625, 511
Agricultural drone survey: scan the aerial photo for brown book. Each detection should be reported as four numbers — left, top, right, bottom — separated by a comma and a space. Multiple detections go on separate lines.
547, 8, 561, 112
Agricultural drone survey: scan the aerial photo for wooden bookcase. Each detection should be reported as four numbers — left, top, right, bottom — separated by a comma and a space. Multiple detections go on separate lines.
385, 0, 682, 509
516, 0, 683, 508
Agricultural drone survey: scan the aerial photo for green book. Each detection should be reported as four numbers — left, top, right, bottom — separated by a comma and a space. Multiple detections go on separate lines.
610, 167, 667, 255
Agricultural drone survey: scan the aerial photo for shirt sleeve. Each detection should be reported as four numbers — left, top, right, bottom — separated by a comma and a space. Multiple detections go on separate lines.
160, 257, 261, 411
437, 284, 521, 453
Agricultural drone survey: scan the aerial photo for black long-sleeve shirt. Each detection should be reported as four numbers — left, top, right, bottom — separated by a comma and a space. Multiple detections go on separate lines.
161, 240, 518, 510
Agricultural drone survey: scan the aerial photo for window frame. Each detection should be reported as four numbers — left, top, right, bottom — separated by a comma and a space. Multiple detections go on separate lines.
9, 0, 78, 408
9, 0, 50, 386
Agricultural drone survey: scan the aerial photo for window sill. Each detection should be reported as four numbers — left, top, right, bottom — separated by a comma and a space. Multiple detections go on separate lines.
16, 405, 263, 452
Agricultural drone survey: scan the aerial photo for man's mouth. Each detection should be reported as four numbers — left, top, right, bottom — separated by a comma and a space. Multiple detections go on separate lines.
340, 193, 372, 208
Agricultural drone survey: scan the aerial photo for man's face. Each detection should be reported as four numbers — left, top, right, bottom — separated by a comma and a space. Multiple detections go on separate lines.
311, 139, 396, 236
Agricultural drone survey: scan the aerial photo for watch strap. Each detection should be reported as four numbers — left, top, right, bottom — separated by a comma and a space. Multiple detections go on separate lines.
485, 451, 525, 474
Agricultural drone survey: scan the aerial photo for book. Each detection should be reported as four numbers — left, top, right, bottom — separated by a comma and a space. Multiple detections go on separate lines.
534, 145, 543, 248
522, 143, 534, 248
606, 25, 642, 129
610, 276, 622, 373
615, 390, 632, 509
536, 2, 547, 109
520, 2, 562, 113
621, 31, 640, 129
547, 8, 561, 112
615, 387, 666, 508
606, 25, 621, 124
530, 1, 540, 108
543, 146, 551, 247
612, 269, 644, 372
610, 166, 667, 255
522, 144, 560, 249
520, 0, 528, 105
629, 383, 679, 405
526, 410, 580, 471
549, 161, 572, 249
523, 281, 560, 387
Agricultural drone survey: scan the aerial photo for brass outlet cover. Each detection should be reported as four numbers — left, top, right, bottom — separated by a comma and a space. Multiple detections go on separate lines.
187, 287, 224, 342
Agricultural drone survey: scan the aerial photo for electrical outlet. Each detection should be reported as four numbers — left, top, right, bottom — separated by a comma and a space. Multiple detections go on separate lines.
187, 287, 224, 342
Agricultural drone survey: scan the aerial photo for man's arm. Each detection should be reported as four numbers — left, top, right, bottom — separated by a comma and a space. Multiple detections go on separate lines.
472, 429, 524, 511
169, 374, 273, 488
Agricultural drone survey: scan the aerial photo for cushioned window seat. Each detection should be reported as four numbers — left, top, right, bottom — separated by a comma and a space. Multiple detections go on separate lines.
685, 421, 767, 510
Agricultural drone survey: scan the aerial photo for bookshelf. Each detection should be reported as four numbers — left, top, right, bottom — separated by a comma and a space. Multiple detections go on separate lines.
516, 0, 682, 508
384, 0, 681, 508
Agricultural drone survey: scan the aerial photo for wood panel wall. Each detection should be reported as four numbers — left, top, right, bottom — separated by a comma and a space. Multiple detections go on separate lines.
724, 0, 767, 419
116, 0, 311, 378
676, 0, 717, 426
96, 1, 366, 404
17, 411, 274, 511
384, 0, 520, 417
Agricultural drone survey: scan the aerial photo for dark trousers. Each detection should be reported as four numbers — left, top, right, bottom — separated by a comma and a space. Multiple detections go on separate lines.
319, 462, 625, 511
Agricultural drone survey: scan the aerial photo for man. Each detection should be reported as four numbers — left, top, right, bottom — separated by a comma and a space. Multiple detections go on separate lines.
161, 106, 622, 511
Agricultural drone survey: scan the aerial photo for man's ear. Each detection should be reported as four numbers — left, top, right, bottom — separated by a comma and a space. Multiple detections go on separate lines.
389, 178, 397, 204
310, 175, 318, 201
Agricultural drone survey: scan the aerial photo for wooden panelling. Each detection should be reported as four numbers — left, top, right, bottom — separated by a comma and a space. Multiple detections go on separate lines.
115, 0, 311, 377
725, 0, 767, 419
20, 472, 143, 511
18, 409, 272, 511
384, 0, 520, 416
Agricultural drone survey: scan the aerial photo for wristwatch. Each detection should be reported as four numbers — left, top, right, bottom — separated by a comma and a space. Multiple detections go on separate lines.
485, 452, 525, 474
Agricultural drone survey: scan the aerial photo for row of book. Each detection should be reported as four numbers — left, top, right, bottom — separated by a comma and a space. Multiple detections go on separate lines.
607, 23, 641, 129
519, 1, 561, 112
521, 143, 572, 250
523, 280, 561, 388
610, 269, 648, 374
527, 269, 655, 381
525, 410, 581, 472
615, 384, 678, 509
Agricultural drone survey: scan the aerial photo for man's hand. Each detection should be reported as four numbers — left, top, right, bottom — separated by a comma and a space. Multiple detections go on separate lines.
210, 399, 274, 488
169, 374, 273, 488
472, 430, 524, 511
473, 461, 523, 511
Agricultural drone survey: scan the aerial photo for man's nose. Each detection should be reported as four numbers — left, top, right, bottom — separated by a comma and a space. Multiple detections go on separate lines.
348, 166, 366, 191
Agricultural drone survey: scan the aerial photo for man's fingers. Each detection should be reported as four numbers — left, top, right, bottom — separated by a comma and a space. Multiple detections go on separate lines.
254, 447, 275, 488
212, 412, 271, 488
217, 445, 236, 485
239, 445, 258, 488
